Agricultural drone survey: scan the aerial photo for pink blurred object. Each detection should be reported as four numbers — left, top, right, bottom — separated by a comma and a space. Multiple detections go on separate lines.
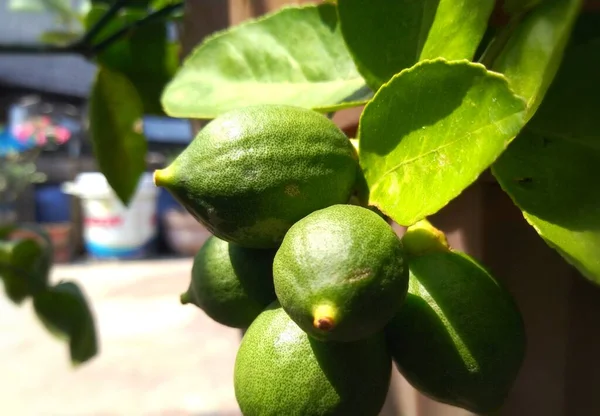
163, 209, 212, 256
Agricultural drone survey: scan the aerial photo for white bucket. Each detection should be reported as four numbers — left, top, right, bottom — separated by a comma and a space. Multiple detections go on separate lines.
63, 172, 158, 259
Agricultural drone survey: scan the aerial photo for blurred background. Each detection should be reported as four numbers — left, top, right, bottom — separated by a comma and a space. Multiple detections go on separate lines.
2, 1, 600, 416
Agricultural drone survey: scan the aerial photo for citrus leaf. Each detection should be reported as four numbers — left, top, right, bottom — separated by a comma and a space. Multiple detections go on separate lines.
491, 0, 582, 119
359, 59, 526, 226
338, 0, 495, 90
89, 67, 146, 205
86, 5, 173, 115
492, 129, 600, 283
0, 237, 49, 305
492, 39, 600, 284
161, 3, 365, 119
528, 38, 600, 142
313, 85, 373, 113
33, 281, 98, 365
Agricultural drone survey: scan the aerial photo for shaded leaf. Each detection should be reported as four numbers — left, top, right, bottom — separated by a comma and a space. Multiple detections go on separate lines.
89, 66, 146, 205
359, 59, 526, 226
33, 281, 98, 365
528, 38, 600, 141
492, 129, 600, 283
161, 3, 365, 119
0, 237, 49, 304
491, 0, 582, 119
492, 39, 600, 283
86, 4, 173, 115
338, 0, 495, 90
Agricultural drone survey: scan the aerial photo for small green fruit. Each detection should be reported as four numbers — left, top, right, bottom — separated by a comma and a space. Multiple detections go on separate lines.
234, 302, 391, 416
386, 251, 526, 413
154, 104, 358, 248
182, 235, 276, 328
273, 204, 409, 342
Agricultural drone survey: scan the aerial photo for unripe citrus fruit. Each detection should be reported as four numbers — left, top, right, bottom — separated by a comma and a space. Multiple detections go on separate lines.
181, 235, 276, 328
386, 251, 526, 413
154, 104, 358, 248
234, 302, 391, 416
273, 204, 409, 342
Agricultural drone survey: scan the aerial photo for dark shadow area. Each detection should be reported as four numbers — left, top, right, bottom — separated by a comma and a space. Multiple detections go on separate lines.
308, 334, 391, 415
228, 243, 277, 306
493, 129, 600, 231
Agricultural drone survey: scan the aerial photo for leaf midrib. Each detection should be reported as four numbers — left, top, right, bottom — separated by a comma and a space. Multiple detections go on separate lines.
369, 112, 523, 192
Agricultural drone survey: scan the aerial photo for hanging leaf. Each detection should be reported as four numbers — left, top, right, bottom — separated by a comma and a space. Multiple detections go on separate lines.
359, 59, 526, 226
0, 235, 50, 305
86, 4, 174, 115
490, 0, 582, 119
492, 39, 600, 283
338, 0, 495, 90
161, 3, 365, 119
33, 281, 98, 365
89, 66, 146, 205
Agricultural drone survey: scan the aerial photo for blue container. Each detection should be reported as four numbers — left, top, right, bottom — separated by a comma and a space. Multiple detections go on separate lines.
35, 184, 71, 223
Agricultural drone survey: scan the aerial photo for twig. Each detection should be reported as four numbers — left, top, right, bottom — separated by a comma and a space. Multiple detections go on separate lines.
77, 0, 128, 46
0, 44, 86, 55
0, 1, 182, 57
90, 2, 184, 55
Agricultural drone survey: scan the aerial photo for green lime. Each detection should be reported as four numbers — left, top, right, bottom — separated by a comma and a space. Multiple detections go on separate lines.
182, 235, 276, 328
386, 251, 526, 413
273, 204, 408, 342
234, 302, 391, 416
154, 104, 358, 248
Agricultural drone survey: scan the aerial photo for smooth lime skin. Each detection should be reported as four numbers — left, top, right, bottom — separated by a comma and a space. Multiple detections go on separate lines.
157, 104, 358, 248
185, 235, 276, 329
386, 251, 526, 414
273, 204, 409, 342
234, 302, 391, 416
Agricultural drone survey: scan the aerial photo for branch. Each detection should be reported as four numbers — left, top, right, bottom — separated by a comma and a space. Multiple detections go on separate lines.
78, 0, 128, 46
0, 44, 86, 55
0, 1, 183, 57
90, 2, 184, 55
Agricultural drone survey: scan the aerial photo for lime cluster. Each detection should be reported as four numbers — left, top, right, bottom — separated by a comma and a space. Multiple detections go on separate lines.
155, 104, 526, 416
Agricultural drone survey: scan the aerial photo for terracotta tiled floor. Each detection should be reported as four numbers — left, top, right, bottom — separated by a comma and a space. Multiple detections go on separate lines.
0, 258, 242, 416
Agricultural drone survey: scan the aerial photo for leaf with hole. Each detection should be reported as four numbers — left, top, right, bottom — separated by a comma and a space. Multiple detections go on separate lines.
161, 3, 365, 119
338, 0, 495, 90
89, 66, 146, 205
359, 59, 526, 226
492, 39, 600, 283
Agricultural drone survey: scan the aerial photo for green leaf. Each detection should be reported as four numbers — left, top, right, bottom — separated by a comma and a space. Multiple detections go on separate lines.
0, 237, 50, 304
359, 59, 526, 226
492, 39, 600, 283
89, 67, 146, 205
492, 129, 600, 283
490, 0, 582, 118
86, 5, 172, 115
528, 38, 600, 141
33, 281, 98, 365
313, 84, 373, 113
161, 3, 365, 119
338, 0, 495, 90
